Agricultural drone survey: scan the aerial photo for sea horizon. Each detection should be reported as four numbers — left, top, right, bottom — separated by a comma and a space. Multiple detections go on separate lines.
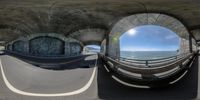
120, 51, 178, 60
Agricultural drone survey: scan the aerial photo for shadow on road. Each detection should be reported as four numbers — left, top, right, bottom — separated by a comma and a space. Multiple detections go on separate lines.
5, 53, 97, 70
97, 56, 199, 100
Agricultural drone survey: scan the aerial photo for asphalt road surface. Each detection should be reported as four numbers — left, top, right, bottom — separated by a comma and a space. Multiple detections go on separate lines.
0, 54, 199, 100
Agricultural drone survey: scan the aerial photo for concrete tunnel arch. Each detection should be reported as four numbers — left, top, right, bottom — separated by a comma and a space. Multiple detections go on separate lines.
108, 13, 191, 59
68, 28, 107, 54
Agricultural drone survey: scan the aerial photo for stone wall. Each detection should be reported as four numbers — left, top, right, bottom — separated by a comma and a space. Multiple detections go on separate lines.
12, 40, 28, 54
30, 36, 65, 56
70, 42, 81, 56
7, 33, 82, 57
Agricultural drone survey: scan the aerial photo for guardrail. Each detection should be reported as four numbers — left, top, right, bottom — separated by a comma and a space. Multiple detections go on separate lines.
102, 53, 192, 74
99, 52, 196, 87
119, 52, 189, 67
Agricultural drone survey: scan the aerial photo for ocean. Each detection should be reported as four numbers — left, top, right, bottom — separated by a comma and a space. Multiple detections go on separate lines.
120, 51, 178, 60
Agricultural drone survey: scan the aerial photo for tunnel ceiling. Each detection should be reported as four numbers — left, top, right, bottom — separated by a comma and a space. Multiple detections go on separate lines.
0, 0, 200, 44
69, 29, 106, 45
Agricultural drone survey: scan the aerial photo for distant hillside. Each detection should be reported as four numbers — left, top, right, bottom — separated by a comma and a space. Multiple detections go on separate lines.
86, 47, 100, 51
84, 47, 100, 53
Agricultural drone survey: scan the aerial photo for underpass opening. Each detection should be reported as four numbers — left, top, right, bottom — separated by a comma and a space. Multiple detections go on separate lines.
108, 13, 191, 60
0, 42, 4, 55
83, 45, 100, 55
102, 13, 197, 87
119, 25, 181, 62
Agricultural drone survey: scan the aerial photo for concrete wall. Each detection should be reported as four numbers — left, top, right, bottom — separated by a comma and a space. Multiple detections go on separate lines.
108, 13, 190, 59
7, 33, 82, 57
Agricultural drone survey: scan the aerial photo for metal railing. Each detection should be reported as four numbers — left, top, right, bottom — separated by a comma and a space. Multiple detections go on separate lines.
99, 52, 196, 87
99, 52, 194, 76
100, 52, 194, 74
119, 52, 190, 67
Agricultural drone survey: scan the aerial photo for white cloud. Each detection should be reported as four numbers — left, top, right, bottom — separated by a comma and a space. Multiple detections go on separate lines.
165, 35, 177, 39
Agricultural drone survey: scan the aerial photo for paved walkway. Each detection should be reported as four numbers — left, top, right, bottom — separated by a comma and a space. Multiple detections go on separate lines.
0, 54, 199, 100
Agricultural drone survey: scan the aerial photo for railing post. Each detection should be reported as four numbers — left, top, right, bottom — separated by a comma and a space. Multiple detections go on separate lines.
189, 34, 193, 53
146, 61, 148, 66
105, 32, 109, 56
179, 63, 183, 68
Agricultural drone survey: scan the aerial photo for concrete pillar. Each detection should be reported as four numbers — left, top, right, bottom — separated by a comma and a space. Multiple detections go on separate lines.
80, 46, 84, 54
9, 44, 13, 51
105, 33, 109, 56
24, 41, 29, 54
189, 34, 193, 53
65, 42, 70, 56
116, 39, 120, 60
5, 45, 8, 50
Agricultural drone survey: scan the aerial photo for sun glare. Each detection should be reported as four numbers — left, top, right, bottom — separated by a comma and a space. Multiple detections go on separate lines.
127, 29, 137, 36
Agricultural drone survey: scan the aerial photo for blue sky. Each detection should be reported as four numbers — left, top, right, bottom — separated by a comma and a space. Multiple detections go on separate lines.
120, 25, 180, 51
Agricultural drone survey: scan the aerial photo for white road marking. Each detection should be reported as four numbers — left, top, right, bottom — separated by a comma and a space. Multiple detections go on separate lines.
169, 70, 188, 84
170, 56, 195, 84
197, 56, 200, 99
0, 55, 97, 97
111, 75, 150, 89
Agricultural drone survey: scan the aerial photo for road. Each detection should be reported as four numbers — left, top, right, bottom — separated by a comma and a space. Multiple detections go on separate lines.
0, 54, 199, 100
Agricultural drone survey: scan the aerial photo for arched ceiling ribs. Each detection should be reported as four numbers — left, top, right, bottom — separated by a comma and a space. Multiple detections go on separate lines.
64, 25, 108, 36
0, 22, 33, 35
0, 29, 23, 42
50, 9, 111, 34
189, 25, 200, 42
0, 9, 41, 33
191, 29, 200, 42
83, 41, 102, 46
24, 9, 52, 33
188, 25, 200, 31
0, 24, 29, 35
0, 0, 200, 43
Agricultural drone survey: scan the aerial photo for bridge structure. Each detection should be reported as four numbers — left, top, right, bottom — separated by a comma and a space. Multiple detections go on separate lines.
0, 0, 200, 100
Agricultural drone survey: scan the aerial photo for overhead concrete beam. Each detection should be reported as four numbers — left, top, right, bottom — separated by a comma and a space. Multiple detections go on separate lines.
69, 29, 106, 45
